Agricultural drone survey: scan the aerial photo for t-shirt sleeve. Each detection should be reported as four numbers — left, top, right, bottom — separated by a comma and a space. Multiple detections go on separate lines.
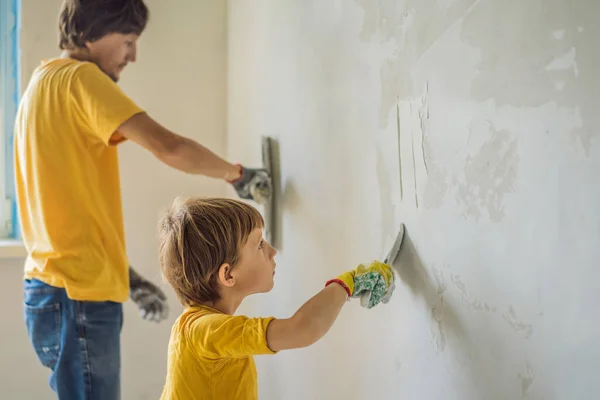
189, 314, 277, 359
71, 62, 144, 146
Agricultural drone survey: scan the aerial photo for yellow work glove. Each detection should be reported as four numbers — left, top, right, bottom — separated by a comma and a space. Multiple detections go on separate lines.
326, 261, 395, 309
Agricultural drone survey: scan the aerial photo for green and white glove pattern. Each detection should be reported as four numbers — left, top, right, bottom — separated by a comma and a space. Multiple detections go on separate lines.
352, 266, 396, 308
326, 260, 396, 309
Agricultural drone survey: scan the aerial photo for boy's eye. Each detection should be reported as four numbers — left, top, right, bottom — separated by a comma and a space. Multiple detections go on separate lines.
259, 240, 264, 250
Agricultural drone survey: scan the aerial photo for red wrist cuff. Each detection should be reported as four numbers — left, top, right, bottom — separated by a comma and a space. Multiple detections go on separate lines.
325, 278, 351, 297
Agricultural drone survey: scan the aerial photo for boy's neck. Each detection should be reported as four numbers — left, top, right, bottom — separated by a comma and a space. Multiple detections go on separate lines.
204, 294, 244, 315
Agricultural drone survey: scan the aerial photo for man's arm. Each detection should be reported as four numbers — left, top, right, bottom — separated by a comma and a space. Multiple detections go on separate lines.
117, 112, 241, 181
266, 283, 348, 351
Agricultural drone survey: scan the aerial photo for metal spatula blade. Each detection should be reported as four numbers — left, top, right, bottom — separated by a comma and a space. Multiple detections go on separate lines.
383, 224, 405, 265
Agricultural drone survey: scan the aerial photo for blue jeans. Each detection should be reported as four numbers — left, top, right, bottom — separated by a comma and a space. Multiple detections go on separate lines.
23, 279, 123, 399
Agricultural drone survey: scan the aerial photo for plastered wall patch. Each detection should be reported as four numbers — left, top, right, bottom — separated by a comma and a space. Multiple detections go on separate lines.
503, 306, 533, 340
455, 123, 519, 222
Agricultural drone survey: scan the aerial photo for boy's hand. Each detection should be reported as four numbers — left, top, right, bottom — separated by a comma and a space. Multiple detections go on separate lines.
267, 261, 393, 352
129, 267, 169, 323
326, 261, 395, 309
228, 164, 272, 205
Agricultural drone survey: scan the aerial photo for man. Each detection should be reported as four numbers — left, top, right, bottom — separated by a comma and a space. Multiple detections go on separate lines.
15, 0, 270, 398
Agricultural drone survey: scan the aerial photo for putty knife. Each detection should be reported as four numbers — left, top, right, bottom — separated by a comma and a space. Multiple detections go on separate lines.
383, 223, 405, 265
260, 136, 276, 247
358, 223, 405, 308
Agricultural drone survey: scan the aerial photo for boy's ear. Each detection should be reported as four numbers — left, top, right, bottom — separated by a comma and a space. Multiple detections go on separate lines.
218, 263, 235, 288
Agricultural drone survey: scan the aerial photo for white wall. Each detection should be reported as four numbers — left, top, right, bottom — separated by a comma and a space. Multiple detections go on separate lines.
1, 1, 227, 398
7, 0, 599, 399
228, 1, 600, 399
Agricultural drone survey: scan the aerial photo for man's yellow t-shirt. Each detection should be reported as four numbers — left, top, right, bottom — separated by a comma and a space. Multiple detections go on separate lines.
161, 306, 276, 400
14, 58, 144, 302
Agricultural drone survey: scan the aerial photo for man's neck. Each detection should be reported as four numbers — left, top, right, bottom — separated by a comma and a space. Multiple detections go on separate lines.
61, 48, 90, 62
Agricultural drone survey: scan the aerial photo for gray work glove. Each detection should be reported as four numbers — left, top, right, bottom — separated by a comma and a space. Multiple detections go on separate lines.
129, 267, 169, 323
229, 165, 272, 205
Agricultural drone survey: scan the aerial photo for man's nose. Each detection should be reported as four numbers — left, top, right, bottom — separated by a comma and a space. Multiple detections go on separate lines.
129, 44, 137, 63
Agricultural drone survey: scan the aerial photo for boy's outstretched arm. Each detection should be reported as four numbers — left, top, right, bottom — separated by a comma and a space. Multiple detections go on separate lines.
267, 283, 348, 351
266, 261, 394, 352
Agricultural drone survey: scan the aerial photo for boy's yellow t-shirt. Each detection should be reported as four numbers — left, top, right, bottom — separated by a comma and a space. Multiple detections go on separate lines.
14, 58, 144, 302
161, 306, 276, 400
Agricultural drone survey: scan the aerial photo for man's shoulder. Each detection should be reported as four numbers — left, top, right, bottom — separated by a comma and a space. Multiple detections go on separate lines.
35, 58, 104, 83
35, 57, 81, 72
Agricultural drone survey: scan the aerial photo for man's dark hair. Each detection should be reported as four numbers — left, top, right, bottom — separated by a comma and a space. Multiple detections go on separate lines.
58, 0, 149, 49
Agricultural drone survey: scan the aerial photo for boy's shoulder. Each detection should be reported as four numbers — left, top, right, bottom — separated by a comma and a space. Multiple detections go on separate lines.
178, 306, 273, 338
175, 306, 277, 358
179, 306, 249, 331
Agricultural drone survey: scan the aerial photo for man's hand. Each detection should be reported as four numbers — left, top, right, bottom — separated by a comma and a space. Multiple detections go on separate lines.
326, 261, 395, 309
129, 267, 169, 323
228, 165, 272, 205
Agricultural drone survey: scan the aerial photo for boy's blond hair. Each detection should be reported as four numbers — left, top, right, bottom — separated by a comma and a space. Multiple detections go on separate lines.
158, 197, 264, 306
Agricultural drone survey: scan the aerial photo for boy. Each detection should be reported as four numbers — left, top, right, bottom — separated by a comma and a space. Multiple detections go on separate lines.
158, 197, 395, 399
17, 0, 269, 398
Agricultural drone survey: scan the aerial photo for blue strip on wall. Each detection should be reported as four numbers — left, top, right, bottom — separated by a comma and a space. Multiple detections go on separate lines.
1, 0, 21, 238
10, 0, 21, 239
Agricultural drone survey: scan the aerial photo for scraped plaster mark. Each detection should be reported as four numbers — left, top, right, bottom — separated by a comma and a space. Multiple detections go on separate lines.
450, 274, 496, 313
410, 102, 419, 209
578, 26, 584, 33
418, 82, 430, 176
401, 83, 430, 209
431, 305, 445, 354
376, 147, 398, 257
396, 81, 449, 208
433, 267, 448, 296
554, 81, 566, 91
430, 267, 447, 354
545, 47, 579, 77
396, 96, 403, 201
518, 362, 536, 397
503, 306, 533, 339
455, 123, 518, 222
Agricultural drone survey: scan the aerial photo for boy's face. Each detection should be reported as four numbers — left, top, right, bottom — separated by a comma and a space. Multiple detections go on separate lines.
85, 33, 139, 82
232, 228, 277, 295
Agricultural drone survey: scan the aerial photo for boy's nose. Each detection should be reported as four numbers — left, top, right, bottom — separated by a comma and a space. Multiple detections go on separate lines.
270, 244, 277, 259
